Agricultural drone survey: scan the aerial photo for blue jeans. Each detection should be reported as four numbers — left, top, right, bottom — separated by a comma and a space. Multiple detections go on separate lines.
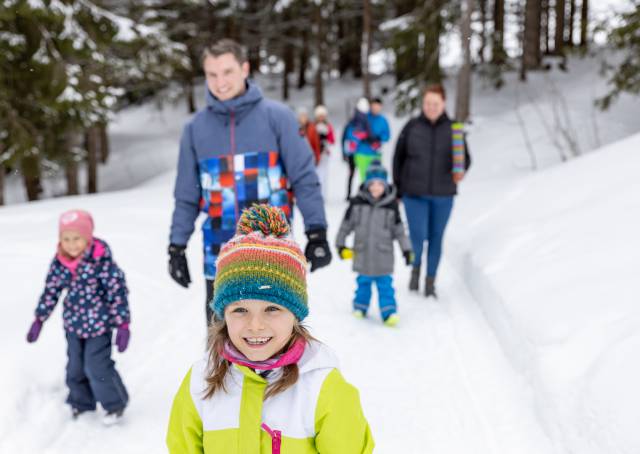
403, 195, 454, 277
65, 332, 128, 412
354, 275, 397, 320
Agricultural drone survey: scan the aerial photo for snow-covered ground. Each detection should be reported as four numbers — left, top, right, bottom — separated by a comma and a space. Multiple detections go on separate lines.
2, 49, 640, 453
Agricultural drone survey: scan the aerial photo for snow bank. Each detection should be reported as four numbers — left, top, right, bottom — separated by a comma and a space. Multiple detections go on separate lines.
451, 132, 640, 454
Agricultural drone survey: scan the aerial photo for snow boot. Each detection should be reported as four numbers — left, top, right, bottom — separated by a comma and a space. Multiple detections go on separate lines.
425, 276, 437, 298
383, 314, 400, 327
71, 407, 89, 420
409, 266, 420, 291
102, 408, 125, 426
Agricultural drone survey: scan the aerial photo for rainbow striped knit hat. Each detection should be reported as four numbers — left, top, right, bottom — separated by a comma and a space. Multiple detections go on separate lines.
211, 204, 309, 321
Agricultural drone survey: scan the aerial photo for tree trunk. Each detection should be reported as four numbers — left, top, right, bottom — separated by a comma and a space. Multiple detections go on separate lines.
99, 122, 109, 164
351, 15, 363, 78
492, 0, 506, 65
456, 0, 473, 122
248, 44, 261, 75
86, 126, 98, 194
555, 0, 566, 55
478, 0, 487, 63
314, 2, 325, 106
419, 1, 444, 85
66, 129, 83, 195
65, 159, 79, 196
580, 0, 589, 48
0, 163, 4, 206
21, 155, 41, 201
184, 79, 196, 114
542, 0, 550, 54
567, 0, 576, 46
0, 143, 4, 205
522, 0, 542, 77
362, 0, 372, 98
282, 7, 294, 101
298, 28, 309, 89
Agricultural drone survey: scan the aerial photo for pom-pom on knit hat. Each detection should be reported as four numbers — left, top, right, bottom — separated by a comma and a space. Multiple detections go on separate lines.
314, 104, 328, 118
356, 97, 370, 114
59, 209, 94, 241
212, 204, 309, 321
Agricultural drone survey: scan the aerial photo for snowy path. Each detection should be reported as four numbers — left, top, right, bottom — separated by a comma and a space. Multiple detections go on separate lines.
0, 166, 558, 453
315, 232, 556, 453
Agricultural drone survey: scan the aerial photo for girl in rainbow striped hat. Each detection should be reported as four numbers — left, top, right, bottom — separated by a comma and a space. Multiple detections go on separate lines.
167, 204, 374, 454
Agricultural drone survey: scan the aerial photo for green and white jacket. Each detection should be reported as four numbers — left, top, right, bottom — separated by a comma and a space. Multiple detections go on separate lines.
167, 341, 374, 453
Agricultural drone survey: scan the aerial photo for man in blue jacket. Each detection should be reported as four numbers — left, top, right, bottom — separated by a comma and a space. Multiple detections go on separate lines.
168, 39, 331, 322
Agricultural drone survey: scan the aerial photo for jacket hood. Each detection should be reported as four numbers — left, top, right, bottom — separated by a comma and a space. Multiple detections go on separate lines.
205, 79, 264, 122
358, 182, 397, 206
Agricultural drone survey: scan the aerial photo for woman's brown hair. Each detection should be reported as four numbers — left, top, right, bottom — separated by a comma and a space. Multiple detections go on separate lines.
422, 83, 446, 100
203, 319, 316, 400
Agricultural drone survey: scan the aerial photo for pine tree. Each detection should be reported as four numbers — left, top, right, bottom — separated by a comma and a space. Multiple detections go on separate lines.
0, 0, 187, 200
389, 0, 450, 113
598, 2, 640, 109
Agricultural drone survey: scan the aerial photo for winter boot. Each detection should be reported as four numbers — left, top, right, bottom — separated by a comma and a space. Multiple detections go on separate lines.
71, 407, 89, 420
102, 408, 125, 426
383, 313, 400, 327
409, 266, 420, 291
425, 276, 437, 298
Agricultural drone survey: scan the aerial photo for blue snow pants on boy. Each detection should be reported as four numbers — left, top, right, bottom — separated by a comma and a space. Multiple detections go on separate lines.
354, 275, 397, 320
403, 195, 454, 277
65, 332, 128, 412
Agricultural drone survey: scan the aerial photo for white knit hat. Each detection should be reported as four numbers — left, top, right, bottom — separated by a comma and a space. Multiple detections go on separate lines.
356, 97, 370, 114
314, 104, 328, 118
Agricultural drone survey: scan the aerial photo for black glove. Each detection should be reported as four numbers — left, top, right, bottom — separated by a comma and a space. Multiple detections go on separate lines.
304, 229, 332, 272
403, 250, 415, 266
168, 244, 191, 288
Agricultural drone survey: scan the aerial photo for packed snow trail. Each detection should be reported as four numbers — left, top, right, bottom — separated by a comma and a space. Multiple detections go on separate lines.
1, 153, 557, 453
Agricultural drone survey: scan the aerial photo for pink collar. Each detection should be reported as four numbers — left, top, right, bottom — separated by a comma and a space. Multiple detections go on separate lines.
56, 238, 103, 276
221, 338, 306, 371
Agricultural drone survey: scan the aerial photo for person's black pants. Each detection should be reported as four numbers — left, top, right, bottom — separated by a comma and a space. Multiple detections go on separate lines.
206, 279, 215, 325
346, 155, 356, 200
65, 332, 128, 412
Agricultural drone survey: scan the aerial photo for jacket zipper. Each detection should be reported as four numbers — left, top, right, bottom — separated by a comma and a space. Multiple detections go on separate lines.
261, 423, 282, 454
230, 109, 239, 221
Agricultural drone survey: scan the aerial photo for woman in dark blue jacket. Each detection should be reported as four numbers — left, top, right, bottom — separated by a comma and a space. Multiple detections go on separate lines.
393, 84, 470, 298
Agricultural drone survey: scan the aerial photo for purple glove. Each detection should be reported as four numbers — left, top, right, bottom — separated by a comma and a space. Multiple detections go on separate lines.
115, 324, 130, 353
26, 319, 43, 343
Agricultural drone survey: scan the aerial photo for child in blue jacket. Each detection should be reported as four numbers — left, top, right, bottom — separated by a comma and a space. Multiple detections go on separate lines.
26, 209, 131, 425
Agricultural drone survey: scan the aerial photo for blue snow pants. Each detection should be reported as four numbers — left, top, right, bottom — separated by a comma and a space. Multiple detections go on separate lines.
65, 332, 128, 412
354, 274, 397, 320
403, 195, 454, 277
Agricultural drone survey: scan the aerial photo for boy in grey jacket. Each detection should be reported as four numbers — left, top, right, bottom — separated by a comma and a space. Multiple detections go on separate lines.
336, 161, 413, 326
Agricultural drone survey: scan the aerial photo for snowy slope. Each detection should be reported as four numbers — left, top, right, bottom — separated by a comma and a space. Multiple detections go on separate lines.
449, 132, 640, 454
2, 47, 640, 453
1, 154, 557, 453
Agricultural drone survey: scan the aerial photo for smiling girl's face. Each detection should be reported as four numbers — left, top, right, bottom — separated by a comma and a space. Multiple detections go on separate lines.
224, 299, 296, 361
59, 230, 88, 258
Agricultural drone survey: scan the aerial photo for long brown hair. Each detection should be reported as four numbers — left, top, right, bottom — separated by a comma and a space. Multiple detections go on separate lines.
203, 319, 316, 400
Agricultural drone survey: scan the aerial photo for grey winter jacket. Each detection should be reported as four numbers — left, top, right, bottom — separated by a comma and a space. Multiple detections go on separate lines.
335, 184, 412, 276
393, 113, 471, 197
